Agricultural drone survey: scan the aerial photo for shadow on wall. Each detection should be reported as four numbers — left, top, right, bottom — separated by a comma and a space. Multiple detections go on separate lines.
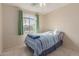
63, 33, 79, 51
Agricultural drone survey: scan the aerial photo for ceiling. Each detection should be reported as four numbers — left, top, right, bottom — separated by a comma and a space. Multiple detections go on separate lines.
7, 3, 69, 15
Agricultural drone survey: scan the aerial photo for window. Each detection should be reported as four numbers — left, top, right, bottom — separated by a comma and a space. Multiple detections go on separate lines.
23, 15, 36, 33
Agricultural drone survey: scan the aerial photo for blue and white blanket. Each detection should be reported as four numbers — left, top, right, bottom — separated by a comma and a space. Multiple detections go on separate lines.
25, 31, 63, 56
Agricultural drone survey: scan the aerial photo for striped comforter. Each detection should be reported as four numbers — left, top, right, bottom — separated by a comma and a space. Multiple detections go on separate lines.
25, 31, 64, 56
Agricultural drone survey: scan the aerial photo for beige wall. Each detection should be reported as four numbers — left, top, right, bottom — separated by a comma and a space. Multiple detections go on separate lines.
2, 4, 44, 50
43, 3, 79, 47
0, 4, 2, 54
2, 4, 25, 50
39, 15, 45, 32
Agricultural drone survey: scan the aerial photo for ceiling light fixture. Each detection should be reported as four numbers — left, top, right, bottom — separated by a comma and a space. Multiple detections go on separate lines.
39, 3, 46, 7
31, 3, 46, 7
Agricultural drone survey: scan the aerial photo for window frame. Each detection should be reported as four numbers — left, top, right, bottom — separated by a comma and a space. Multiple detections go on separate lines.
23, 15, 37, 34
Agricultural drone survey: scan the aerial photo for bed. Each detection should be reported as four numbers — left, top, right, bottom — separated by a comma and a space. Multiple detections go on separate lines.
24, 31, 64, 56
